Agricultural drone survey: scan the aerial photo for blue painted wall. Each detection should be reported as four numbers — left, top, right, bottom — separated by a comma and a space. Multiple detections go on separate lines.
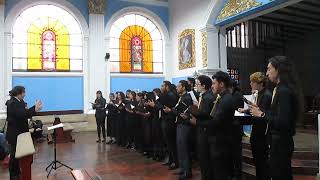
216, 0, 290, 26
105, 0, 169, 29
5, 0, 89, 24
172, 76, 188, 85
12, 77, 84, 112
111, 77, 164, 92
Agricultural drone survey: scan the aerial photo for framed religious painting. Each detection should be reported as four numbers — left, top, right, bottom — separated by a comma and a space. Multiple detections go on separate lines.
178, 29, 195, 70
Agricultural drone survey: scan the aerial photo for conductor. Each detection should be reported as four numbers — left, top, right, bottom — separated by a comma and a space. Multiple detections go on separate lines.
6, 86, 43, 180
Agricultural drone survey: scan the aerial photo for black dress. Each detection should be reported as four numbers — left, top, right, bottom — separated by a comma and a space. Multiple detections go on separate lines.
106, 100, 117, 138
6, 97, 36, 179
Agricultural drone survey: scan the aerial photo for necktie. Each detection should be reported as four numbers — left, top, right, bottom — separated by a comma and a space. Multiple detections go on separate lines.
265, 87, 278, 135
210, 94, 221, 117
198, 95, 202, 109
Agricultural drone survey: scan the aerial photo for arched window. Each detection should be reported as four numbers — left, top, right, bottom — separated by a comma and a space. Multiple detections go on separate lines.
109, 14, 163, 74
12, 5, 83, 72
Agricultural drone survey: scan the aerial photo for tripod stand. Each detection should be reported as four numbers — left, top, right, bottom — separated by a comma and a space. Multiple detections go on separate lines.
46, 128, 73, 178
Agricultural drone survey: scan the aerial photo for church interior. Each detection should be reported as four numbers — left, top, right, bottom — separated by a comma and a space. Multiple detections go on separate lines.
0, 0, 319, 179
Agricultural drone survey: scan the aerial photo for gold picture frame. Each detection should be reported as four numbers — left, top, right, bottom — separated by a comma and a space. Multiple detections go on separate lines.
179, 29, 195, 70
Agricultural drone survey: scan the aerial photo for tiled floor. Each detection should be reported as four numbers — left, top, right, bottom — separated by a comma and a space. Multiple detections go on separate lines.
0, 132, 317, 180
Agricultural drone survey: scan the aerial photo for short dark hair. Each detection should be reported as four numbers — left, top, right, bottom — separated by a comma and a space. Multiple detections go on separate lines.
137, 92, 144, 98
212, 71, 231, 88
163, 81, 172, 87
9, 86, 25, 97
179, 80, 191, 92
197, 75, 212, 90
130, 91, 136, 98
187, 77, 195, 87
153, 88, 161, 96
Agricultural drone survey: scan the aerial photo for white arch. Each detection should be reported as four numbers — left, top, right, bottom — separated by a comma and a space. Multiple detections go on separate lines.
5, 0, 88, 35
203, 0, 227, 27
105, 6, 169, 43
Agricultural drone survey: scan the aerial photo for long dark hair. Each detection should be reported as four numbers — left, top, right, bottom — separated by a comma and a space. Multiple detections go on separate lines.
268, 56, 304, 116
9, 86, 25, 97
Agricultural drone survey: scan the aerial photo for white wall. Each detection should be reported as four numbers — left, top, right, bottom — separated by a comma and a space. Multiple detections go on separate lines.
168, 0, 212, 79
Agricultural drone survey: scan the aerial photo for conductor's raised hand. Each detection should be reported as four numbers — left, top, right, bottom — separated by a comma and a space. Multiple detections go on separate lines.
35, 100, 43, 112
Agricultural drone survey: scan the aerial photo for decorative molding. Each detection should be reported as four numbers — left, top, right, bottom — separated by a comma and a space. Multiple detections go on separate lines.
88, 0, 106, 14
178, 29, 195, 70
120, 0, 168, 7
202, 32, 208, 68
217, 0, 262, 21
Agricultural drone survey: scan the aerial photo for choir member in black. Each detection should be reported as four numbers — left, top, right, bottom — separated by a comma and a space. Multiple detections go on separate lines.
161, 81, 179, 169
146, 88, 165, 161
190, 75, 215, 180
229, 80, 244, 180
115, 92, 127, 146
106, 93, 118, 144
167, 80, 193, 179
209, 71, 235, 180
187, 77, 200, 100
136, 93, 152, 155
239, 72, 272, 180
125, 91, 139, 149
93, 91, 107, 143
6, 86, 43, 180
250, 56, 303, 180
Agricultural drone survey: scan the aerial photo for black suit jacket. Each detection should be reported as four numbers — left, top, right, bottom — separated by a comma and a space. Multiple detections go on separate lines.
93, 97, 106, 119
194, 90, 215, 128
208, 90, 235, 137
161, 91, 178, 123
6, 97, 36, 145
172, 93, 193, 124
266, 83, 297, 136
251, 88, 272, 138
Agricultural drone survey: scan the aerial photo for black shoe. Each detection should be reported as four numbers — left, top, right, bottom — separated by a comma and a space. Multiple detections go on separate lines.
179, 172, 192, 180
96, 139, 101, 143
173, 169, 184, 175
125, 143, 131, 149
106, 140, 112, 144
168, 163, 178, 170
101, 139, 106, 142
161, 161, 170, 166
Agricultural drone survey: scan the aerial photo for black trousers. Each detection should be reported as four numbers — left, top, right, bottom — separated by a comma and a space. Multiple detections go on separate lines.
106, 115, 115, 138
9, 143, 20, 180
152, 117, 164, 156
163, 119, 178, 165
142, 118, 152, 152
96, 116, 106, 139
230, 124, 243, 180
197, 128, 212, 180
269, 135, 294, 180
176, 124, 192, 174
250, 135, 270, 180
208, 135, 232, 180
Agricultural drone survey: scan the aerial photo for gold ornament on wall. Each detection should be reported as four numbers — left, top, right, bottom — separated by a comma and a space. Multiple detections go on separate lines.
178, 29, 195, 70
217, 0, 262, 21
202, 32, 208, 68
88, 0, 106, 14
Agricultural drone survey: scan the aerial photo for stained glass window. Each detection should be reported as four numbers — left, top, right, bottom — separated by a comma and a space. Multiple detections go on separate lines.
109, 14, 163, 73
12, 5, 83, 72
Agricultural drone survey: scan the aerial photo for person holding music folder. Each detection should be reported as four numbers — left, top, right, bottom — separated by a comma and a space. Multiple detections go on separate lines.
125, 91, 139, 150
161, 81, 179, 170
190, 75, 215, 180
250, 56, 303, 180
205, 71, 235, 180
106, 93, 117, 144
164, 80, 193, 179
6, 86, 43, 180
238, 72, 272, 180
92, 91, 107, 143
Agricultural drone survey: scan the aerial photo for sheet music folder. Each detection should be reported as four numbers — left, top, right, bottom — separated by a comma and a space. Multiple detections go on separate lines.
48, 123, 64, 131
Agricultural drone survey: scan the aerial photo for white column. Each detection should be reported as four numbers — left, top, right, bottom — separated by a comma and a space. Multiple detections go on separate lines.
0, 3, 5, 114
198, 24, 227, 76
88, 14, 107, 104
105, 35, 111, 96
83, 35, 89, 113
164, 42, 171, 81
